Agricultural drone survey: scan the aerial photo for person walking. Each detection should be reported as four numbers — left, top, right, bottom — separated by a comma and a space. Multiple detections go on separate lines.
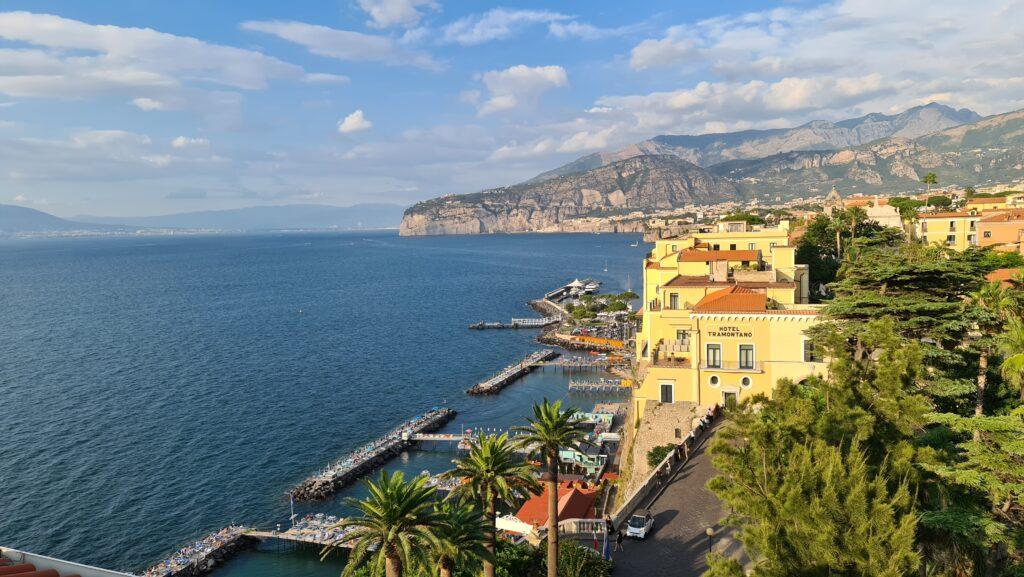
615, 528, 624, 551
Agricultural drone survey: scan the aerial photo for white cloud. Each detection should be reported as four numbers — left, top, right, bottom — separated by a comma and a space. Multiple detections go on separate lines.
439, 8, 622, 45
13, 193, 26, 202
171, 136, 210, 149
475, 64, 568, 116
357, 0, 440, 29
301, 73, 350, 84
630, 34, 699, 70
0, 11, 304, 102
488, 138, 557, 161
131, 97, 166, 111
338, 110, 373, 134
241, 20, 440, 70
557, 126, 618, 153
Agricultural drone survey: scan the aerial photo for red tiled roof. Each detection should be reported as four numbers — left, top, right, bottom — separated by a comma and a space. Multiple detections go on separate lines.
692, 286, 766, 313
919, 212, 974, 219
980, 210, 1024, 223
987, 268, 1022, 288
515, 482, 598, 527
678, 249, 760, 262
968, 197, 1007, 204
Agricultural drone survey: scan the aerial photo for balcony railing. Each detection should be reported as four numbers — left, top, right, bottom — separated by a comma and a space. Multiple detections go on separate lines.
663, 339, 690, 353
700, 360, 763, 372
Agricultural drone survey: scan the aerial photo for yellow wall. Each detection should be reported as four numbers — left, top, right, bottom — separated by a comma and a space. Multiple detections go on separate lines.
916, 216, 980, 250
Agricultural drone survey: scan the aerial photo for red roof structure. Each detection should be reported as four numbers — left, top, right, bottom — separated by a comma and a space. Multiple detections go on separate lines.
515, 482, 598, 527
692, 286, 767, 313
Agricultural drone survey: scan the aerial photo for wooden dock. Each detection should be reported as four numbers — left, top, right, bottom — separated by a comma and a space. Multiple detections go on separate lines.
466, 349, 560, 395
290, 408, 456, 501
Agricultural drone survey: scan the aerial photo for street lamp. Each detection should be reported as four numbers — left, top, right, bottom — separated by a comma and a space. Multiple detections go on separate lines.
705, 527, 715, 553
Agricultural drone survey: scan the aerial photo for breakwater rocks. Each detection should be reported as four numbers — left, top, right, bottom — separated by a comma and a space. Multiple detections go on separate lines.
466, 350, 559, 395
141, 526, 256, 577
290, 408, 456, 501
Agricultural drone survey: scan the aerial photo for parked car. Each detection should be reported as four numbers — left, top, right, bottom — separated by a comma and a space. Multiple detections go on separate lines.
626, 511, 654, 539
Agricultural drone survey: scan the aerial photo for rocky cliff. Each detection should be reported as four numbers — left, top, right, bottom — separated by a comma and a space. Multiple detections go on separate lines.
400, 155, 738, 236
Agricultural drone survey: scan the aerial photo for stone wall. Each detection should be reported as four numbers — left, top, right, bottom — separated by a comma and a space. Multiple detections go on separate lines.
621, 400, 698, 497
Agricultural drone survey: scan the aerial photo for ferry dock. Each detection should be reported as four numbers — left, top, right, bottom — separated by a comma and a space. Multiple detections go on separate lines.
466, 349, 560, 394
290, 408, 456, 501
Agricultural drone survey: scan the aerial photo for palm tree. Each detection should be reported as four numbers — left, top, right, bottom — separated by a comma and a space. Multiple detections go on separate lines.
999, 315, 1024, 401
429, 499, 493, 577
323, 471, 440, 577
922, 172, 938, 195
443, 433, 539, 577
514, 400, 587, 577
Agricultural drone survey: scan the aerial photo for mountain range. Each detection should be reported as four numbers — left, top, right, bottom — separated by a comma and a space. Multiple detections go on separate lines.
1, 203, 406, 235
401, 103, 1023, 236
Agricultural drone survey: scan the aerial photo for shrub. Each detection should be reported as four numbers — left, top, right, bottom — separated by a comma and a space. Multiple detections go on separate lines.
647, 444, 675, 468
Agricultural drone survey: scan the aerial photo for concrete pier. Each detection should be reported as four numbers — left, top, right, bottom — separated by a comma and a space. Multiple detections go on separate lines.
140, 526, 254, 577
466, 349, 559, 395
290, 408, 456, 501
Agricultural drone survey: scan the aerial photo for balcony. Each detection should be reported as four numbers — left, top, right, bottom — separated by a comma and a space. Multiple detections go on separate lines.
700, 360, 763, 372
663, 339, 690, 353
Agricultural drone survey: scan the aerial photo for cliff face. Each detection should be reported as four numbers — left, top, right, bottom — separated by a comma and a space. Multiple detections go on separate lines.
400, 155, 738, 236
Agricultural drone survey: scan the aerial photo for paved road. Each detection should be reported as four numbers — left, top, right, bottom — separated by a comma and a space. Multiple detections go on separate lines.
611, 424, 724, 577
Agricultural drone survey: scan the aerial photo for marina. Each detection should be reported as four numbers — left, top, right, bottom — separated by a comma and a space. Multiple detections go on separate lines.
290, 408, 456, 501
466, 349, 560, 394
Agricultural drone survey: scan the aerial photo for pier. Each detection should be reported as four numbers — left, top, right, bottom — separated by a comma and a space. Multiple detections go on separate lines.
290, 408, 456, 501
468, 317, 559, 330
247, 514, 355, 549
466, 349, 560, 395
141, 526, 254, 577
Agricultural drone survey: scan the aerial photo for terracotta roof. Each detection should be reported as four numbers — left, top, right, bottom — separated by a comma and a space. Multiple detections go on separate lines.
968, 197, 1007, 204
692, 286, 766, 313
980, 210, 1024, 223
515, 482, 598, 527
918, 212, 975, 219
987, 268, 1022, 288
678, 249, 760, 262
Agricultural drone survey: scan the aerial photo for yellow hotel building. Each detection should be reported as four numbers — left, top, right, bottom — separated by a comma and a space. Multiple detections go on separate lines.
634, 220, 826, 415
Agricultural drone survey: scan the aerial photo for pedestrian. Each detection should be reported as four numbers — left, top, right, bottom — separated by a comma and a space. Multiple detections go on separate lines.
615, 529, 624, 551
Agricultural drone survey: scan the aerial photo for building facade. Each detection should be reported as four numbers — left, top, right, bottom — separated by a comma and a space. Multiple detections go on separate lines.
634, 220, 826, 416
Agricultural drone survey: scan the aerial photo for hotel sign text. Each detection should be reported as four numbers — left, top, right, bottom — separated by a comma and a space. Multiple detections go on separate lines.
708, 326, 753, 338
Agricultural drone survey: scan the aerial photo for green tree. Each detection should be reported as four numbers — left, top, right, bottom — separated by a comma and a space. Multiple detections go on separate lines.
962, 281, 1015, 437
429, 499, 493, 577
646, 444, 674, 468
923, 172, 939, 195
927, 195, 952, 209
720, 212, 766, 225
327, 471, 441, 577
444, 433, 540, 577
999, 316, 1024, 399
515, 400, 587, 577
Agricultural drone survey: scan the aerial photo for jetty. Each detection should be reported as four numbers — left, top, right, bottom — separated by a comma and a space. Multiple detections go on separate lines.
141, 526, 254, 577
466, 350, 560, 395
247, 514, 355, 549
291, 408, 456, 501
468, 317, 559, 330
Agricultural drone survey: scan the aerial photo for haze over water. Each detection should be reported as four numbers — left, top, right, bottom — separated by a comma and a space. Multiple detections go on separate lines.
0, 231, 646, 575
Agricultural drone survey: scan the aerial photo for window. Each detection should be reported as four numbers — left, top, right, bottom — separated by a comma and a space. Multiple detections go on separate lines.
949, 221, 956, 231
675, 330, 689, 344
729, 243, 737, 250
660, 383, 674, 403
706, 344, 722, 368
709, 375, 720, 386
803, 340, 818, 363
946, 234, 956, 245
769, 242, 777, 248
748, 242, 756, 250
669, 293, 679, 310
984, 231, 993, 238
739, 345, 755, 369
674, 428, 682, 439
670, 244, 677, 252
723, 391, 738, 408
921, 221, 928, 232
969, 234, 978, 246
741, 376, 751, 387
921, 235, 928, 243
970, 221, 976, 231
712, 244, 720, 250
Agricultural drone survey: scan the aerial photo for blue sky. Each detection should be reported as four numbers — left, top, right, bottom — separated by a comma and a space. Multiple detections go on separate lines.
0, 0, 1021, 217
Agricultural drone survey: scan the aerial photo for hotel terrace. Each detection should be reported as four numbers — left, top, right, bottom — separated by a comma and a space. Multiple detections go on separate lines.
633, 219, 826, 416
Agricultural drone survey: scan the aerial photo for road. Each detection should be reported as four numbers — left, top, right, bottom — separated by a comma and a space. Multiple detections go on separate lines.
611, 424, 725, 576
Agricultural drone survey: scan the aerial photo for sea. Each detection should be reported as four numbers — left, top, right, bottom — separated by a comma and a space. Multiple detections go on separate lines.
0, 231, 648, 576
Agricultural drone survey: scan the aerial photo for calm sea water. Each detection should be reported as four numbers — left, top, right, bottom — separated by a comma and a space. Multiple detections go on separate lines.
0, 231, 647, 575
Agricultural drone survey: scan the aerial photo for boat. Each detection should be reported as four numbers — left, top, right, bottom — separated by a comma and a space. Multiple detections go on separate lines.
603, 261, 608, 272
630, 241, 639, 247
